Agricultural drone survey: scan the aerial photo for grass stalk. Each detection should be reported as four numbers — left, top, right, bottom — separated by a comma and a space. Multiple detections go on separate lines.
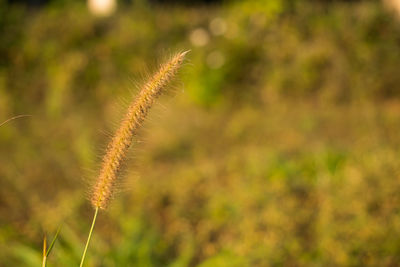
79, 206, 99, 267
42, 235, 47, 267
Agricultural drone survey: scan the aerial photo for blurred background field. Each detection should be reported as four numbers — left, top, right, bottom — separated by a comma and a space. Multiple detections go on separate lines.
1, 0, 400, 265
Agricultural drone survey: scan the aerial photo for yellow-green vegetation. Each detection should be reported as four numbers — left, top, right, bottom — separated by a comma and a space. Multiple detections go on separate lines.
1, 0, 400, 266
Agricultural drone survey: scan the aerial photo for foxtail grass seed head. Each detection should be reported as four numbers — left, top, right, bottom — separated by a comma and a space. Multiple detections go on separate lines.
91, 51, 188, 209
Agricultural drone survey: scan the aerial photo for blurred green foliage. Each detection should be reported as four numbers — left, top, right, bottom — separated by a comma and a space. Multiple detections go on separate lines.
1, 0, 400, 266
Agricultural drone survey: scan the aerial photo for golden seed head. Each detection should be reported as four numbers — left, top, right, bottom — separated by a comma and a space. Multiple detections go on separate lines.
90, 51, 188, 209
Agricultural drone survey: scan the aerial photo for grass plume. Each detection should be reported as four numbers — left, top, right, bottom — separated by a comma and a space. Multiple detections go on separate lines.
90, 51, 188, 210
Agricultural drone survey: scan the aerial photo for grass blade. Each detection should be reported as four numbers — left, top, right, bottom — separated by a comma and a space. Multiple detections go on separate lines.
46, 227, 61, 257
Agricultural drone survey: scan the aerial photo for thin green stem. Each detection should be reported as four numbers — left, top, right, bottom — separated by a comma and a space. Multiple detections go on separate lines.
79, 207, 99, 267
